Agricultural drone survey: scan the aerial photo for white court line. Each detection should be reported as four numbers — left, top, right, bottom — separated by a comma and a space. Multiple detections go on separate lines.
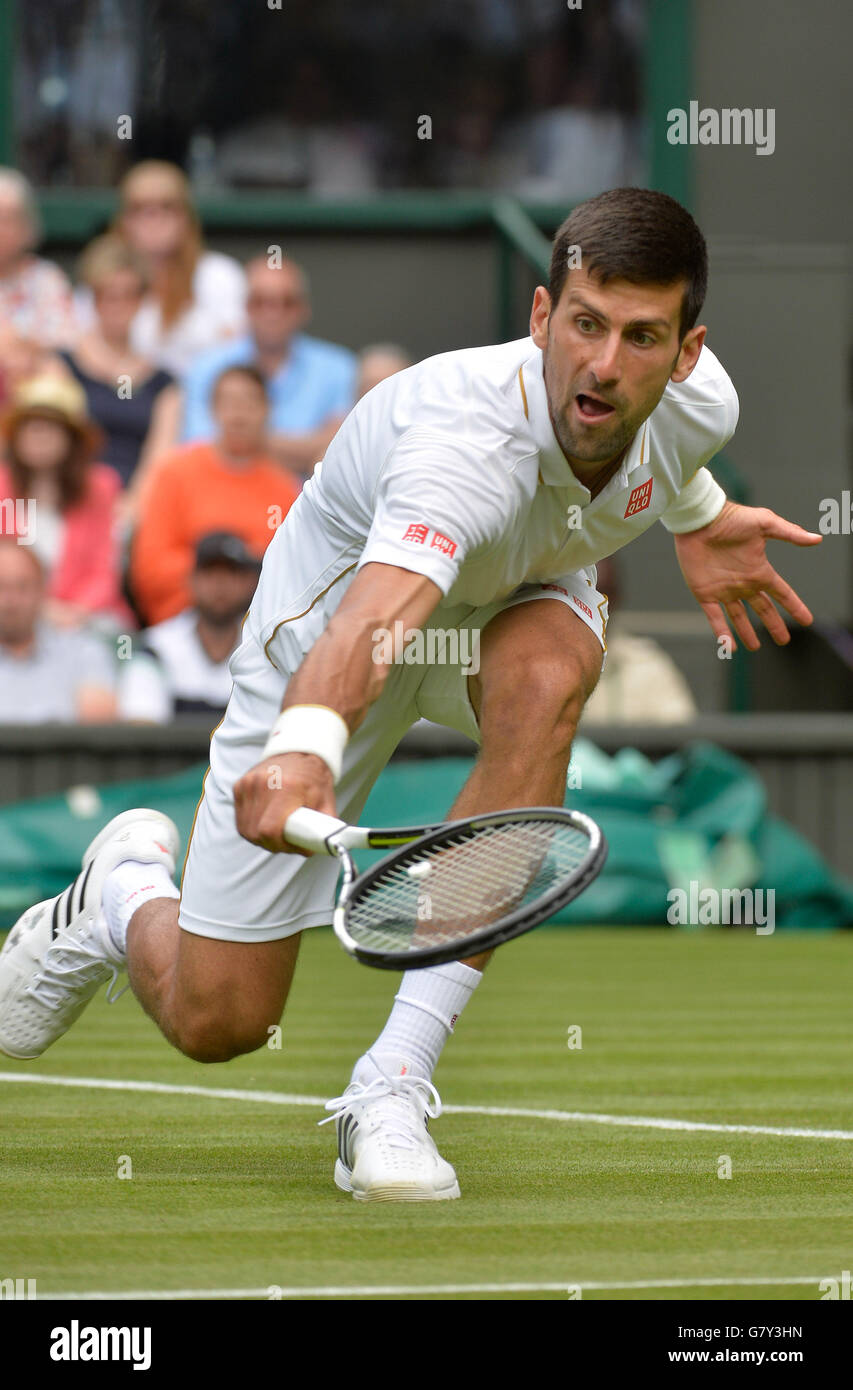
42, 1276, 825, 1301
1, 1071, 852, 1141
0, 1072, 326, 1108
1, 1073, 837, 1303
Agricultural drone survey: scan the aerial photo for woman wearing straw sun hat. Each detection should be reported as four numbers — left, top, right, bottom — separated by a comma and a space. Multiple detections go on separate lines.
0, 373, 133, 630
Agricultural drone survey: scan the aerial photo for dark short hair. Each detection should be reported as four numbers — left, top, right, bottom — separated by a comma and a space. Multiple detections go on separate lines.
548, 188, 708, 340
212, 363, 268, 400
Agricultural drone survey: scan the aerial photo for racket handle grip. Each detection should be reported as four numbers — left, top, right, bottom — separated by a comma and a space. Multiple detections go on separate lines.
284, 806, 349, 853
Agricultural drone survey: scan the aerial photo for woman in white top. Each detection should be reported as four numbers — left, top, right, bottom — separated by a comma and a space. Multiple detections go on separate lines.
111, 160, 246, 378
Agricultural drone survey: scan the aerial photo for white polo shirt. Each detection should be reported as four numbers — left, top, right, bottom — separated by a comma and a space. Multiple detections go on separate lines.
249, 336, 738, 662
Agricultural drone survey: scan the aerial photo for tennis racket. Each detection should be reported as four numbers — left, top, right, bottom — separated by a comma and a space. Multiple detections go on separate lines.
283, 805, 607, 970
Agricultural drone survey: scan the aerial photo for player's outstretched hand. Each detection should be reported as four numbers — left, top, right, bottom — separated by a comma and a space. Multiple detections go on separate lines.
674, 500, 822, 651
234, 752, 337, 854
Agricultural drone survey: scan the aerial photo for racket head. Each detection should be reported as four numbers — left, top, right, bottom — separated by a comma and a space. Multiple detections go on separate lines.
334, 807, 607, 969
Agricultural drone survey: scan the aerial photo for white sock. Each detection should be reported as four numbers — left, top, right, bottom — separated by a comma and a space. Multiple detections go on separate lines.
102, 860, 179, 956
353, 960, 482, 1085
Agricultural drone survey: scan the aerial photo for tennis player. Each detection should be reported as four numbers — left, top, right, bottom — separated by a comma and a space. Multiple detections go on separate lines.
0, 189, 821, 1201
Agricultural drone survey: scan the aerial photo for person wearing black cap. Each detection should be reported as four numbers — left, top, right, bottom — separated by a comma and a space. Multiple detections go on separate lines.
118, 530, 262, 722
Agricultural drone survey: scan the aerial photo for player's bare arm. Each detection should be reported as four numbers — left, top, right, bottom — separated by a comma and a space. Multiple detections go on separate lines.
674, 499, 822, 650
233, 561, 441, 852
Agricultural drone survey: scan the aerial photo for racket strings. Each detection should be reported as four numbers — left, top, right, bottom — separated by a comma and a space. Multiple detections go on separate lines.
346, 819, 591, 952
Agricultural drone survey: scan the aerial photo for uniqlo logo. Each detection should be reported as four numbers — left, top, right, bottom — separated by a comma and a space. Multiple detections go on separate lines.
572, 596, 593, 620
430, 531, 457, 558
624, 478, 653, 517
402, 523, 429, 545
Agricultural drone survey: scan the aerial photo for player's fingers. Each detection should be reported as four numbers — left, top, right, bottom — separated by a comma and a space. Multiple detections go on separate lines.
234, 780, 308, 854
233, 777, 263, 840
748, 590, 790, 645
259, 807, 313, 855
726, 600, 760, 651
762, 570, 815, 627
760, 510, 823, 547
278, 812, 335, 856
699, 600, 736, 651
277, 786, 339, 855
271, 836, 312, 857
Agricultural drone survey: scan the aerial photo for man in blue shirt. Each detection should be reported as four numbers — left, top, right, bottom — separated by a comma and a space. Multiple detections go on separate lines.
181, 256, 356, 478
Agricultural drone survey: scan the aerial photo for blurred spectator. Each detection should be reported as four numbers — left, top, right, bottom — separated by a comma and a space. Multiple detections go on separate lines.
216, 123, 381, 198
58, 235, 180, 503
0, 538, 117, 722
119, 531, 261, 723
356, 343, 412, 399
15, 4, 646, 197
0, 332, 60, 414
581, 558, 698, 726
0, 168, 78, 405
106, 161, 246, 377
507, 5, 643, 200
0, 374, 132, 630
130, 365, 299, 625
181, 256, 355, 476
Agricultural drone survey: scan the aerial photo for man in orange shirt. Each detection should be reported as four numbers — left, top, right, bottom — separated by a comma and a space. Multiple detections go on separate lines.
130, 365, 300, 624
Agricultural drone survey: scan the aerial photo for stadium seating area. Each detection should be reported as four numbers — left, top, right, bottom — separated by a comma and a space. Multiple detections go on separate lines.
0, 161, 412, 725
2, 154, 692, 734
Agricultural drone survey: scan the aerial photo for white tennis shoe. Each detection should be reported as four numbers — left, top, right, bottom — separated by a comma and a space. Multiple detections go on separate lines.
322, 1052, 460, 1202
0, 809, 179, 1060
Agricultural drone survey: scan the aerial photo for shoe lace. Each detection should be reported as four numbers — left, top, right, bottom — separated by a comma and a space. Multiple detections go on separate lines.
319, 1055, 442, 1151
25, 918, 124, 1012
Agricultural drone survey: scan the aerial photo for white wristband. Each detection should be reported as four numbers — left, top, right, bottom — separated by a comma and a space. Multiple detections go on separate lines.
659, 466, 727, 534
262, 705, 349, 782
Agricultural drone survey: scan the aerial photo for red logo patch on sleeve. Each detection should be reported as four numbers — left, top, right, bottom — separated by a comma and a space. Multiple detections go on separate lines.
430, 531, 457, 558
624, 478, 653, 517
541, 583, 569, 596
402, 523, 429, 545
572, 596, 594, 620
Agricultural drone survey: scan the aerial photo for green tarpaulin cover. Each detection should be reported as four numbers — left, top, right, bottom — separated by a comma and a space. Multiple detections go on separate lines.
1, 740, 850, 929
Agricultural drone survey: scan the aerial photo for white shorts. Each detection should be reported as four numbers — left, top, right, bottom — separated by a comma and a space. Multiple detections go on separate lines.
178, 572, 608, 943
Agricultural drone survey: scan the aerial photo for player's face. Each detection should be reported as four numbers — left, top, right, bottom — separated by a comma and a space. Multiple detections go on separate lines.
531, 268, 705, 472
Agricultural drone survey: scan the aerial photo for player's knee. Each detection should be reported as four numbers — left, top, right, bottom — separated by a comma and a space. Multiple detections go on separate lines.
172, 1012, 272, 1064
526, 660, 588, 751
479, 649, 596, 753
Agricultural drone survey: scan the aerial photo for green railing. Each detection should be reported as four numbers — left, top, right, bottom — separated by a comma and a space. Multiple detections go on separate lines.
35, 188, 568, 243
645, 0, 693, 208
0, 0, 14, 167
491, 196, 551, 340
